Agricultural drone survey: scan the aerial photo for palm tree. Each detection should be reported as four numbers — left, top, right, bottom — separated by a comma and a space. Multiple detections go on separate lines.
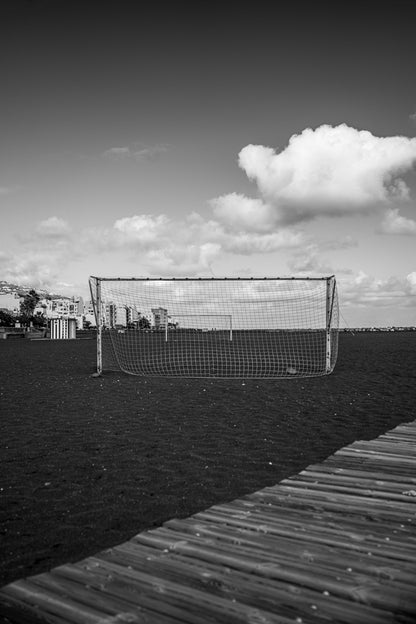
19, 289, 40, 326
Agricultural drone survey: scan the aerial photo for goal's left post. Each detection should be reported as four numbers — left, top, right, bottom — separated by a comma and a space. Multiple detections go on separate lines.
89, 276, 102, 376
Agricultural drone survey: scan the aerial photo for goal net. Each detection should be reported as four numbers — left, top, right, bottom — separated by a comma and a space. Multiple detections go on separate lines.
89, 276, 339, 378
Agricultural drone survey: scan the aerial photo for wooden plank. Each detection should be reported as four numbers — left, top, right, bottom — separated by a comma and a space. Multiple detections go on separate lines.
53, 557, 295, 624
335, 448, 416, 464
93, 541, 399, 624
292, 469, 416, 493
160, 519, 416, 586
0, 591, 71, 624
133, 530, 416, 615
25, 571, 181, 624
313, 459, 416, 477
163, 516, 416, 571
301, 463, 416, 484
277, 478, 416, 503
242, 489, 416, 524
200, 499, 416, 544
350, 439, 416, 451
355, 436, 416, 446
382, 433, 416, 442
194, 508, 416, 563
0, 580, 110, 624
259, 481, 416, 510
58, 555, 318, 624
207, 494, 415, 531
33, 565, 223, 624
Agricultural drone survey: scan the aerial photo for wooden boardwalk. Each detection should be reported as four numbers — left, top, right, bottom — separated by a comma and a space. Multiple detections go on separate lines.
1, 420, 416, 624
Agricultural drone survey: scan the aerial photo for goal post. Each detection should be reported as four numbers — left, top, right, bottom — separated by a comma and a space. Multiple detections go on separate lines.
89, 275, 102, 376
326, 276, 337, 374
88, 276, 339, 378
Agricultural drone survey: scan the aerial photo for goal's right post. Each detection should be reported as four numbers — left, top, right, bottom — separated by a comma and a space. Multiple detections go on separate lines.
326, 275, 337, 374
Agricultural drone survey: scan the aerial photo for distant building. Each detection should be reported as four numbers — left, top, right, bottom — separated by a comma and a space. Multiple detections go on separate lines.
33, 296, 85, 329
151, 307, 168, 329
0, 288, 87, 330
83, 300, 96, 327
0, 292, 21, 314
126, 305, 140, 326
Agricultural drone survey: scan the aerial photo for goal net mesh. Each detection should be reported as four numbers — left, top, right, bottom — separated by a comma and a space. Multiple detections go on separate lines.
89, 277, 339, 378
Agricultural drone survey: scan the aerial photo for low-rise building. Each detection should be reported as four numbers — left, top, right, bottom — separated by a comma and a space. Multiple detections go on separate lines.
151, 307, 168, 329
0, 292, 21, 314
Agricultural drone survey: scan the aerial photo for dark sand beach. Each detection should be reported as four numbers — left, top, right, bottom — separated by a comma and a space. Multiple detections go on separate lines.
1, 332, 415, 588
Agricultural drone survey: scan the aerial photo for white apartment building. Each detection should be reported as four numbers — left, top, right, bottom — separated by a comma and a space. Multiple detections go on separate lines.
34, 296, 85, 329
151, 307, 168, 329
83, 300, 152, 329
0, 292, 21, 314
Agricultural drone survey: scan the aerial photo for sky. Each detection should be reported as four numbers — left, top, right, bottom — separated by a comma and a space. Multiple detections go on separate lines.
1, 0, 416, 327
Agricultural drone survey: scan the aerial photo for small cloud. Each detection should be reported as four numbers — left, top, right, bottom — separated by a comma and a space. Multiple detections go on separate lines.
83, 214, 172, 254
56, 281, 75, 289
222, 230, 304, 255
102, 146, 131, 160
0, 253, 66, 290
406, 272, 416, 294
378, 208, 416, 235
320, 236, 358, 250
288, 245, 333, 275
144, 242, 221, 276
187, 211, 304, 255
36, 216, 71, 238
132, 144, 170, 161
113, 214, 170, 246
209, 193, 276, 233
287, 237, 358, 276
409, 112, 416, 122
4, 217, 80, 289
102, 143, 170, 162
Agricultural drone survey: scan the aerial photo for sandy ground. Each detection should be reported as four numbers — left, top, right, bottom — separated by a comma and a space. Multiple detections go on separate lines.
1, 332, 415, 587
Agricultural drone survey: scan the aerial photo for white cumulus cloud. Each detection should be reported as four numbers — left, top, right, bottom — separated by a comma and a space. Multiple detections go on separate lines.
114, 214, 170, 245
0, 252, 69, 290
406, 271, 416, 294
144, 242, 221, 276
36, 216, 71, 238
339, 271, 416, 311
212, 124, 416, 227
222, 230, 304, 255
83, 210, 305, 272
209, 193, 276, 233
378, 208, 416, 235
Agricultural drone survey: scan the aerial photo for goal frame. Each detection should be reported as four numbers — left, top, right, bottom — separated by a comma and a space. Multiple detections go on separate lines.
89, 275, 338, 378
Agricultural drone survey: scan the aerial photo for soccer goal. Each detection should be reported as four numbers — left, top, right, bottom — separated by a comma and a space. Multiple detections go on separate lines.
89, 276, 339, 378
